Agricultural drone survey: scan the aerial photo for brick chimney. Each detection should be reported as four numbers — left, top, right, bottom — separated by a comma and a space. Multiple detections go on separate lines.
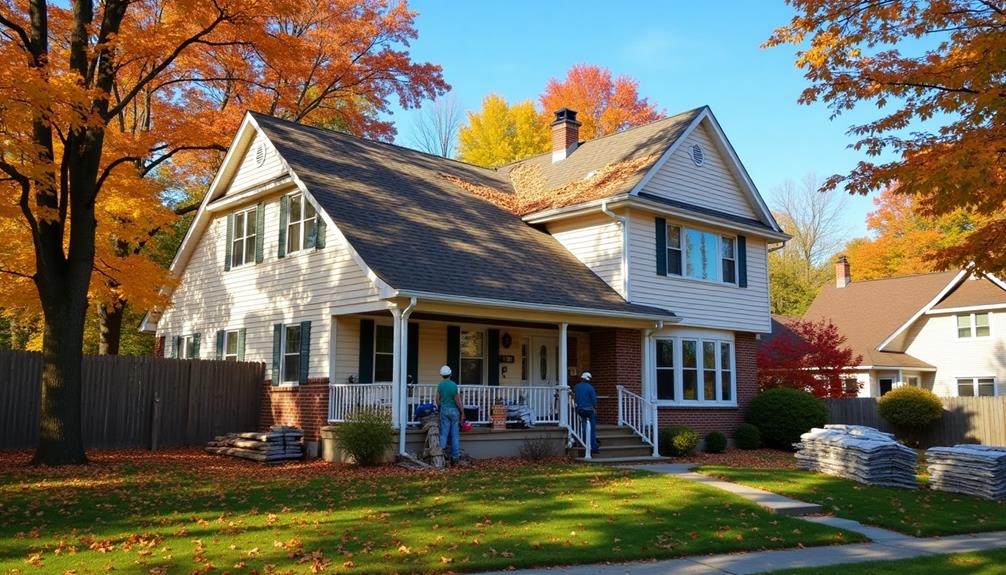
550, 108, 581, 162
835, 255, 851, 288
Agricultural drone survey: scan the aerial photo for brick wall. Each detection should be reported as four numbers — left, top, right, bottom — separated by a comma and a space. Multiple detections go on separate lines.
589, 328, 642, 424
657, 332, 757, 436
260, 378, 330, 441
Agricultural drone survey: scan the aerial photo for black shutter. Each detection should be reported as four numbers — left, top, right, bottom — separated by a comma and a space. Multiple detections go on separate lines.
237, 328, 247, 361
172, 335, 181, 359
446, 325, 460, 380
255, 203, 265, 263
277, 195, 289, 258
737, 235, 748, 288
272, 324, 282, 384
215, 330, 225, 360
192, 333, 201, 359
407, 322, 419, 384
358, 319, 374, 383
487, 329, 500, 386
224, 213, 234, 271
299, 320, 311, 385
655, 217, 667, 276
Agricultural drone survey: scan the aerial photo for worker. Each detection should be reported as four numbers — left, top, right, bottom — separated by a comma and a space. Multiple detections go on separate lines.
435, 365, 462, 465
572, 371, 599, 455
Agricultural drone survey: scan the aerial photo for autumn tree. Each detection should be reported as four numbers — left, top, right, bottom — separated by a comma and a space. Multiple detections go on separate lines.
758, 318, 862, 398
766, 1, 1006, 274
457, 94, 549, 167
412, 95, 462, 158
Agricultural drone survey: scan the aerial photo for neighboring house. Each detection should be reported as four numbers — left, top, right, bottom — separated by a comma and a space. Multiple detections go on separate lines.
141, 106, 788, 449
801, 257, 1006, 398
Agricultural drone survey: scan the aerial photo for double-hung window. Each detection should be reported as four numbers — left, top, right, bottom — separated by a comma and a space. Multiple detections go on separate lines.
223, 330, 240, 361
282, 324, 302, 383
459, 330, 484, 386
957, 377, 997, 397
956, 312, 991, 338
286, 193, 318, 254
231, 206, 257, 268
656, 339, 675, 400
654, 336, 735, 405
179, 335, 197, 359
665, 223, 738, 284
374, 325, 394, 382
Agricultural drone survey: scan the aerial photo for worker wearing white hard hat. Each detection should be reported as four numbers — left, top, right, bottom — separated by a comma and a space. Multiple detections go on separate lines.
573, 371, 599, 455
435, 365, 462, 464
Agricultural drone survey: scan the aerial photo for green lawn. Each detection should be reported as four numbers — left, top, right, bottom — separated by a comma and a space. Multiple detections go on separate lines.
699, 466, 1006, 537
762, 547, 1006, 575
0, 452, 862, 574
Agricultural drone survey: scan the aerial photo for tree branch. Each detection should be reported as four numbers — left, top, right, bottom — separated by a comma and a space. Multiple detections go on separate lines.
0, 11, 33, 56
141, 144, 226, 176
0, 266, 34, 280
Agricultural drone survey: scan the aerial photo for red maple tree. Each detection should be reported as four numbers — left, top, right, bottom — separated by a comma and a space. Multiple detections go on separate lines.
758, 318, 862, 398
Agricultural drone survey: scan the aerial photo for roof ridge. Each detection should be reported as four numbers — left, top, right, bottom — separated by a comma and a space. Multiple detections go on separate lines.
839, 269, 959, 286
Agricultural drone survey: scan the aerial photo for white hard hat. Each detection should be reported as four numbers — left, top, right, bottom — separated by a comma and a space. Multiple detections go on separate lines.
581, 372, 592, 381
439, 365, 453, 376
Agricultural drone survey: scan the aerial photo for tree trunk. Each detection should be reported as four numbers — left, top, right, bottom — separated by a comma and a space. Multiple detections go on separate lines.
97, 301, 124, 356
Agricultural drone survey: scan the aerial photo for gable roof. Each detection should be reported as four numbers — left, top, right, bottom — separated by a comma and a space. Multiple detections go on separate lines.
931, 276, 1006, 310
249, 113, 675, 320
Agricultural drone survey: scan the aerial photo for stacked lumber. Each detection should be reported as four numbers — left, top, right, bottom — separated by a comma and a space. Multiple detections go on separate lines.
205, 425, 304, 462
926, 444, 1006, 500
795, 424, 917, 489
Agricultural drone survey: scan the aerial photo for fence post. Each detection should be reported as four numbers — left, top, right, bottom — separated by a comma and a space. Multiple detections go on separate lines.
150, 391, 162, 451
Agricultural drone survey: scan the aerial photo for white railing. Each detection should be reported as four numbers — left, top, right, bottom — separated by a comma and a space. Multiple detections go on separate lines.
565, 388, 591, 460
328, 383, 394, 422
617, 385, 659, 456
405, 384, 562, 425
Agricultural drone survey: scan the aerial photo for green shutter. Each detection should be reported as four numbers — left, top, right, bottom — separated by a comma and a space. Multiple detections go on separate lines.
487, 329, 500, 386
255, 203, 265, 263
215, 330, 225, 360
172, 335, 181, 359
316, 218, 327, 249
224, 214, 234, 271
237, 328, 247, 361
358, 319, 374, 384
655, 217, 667, 276
272, 323, 282, 384
737, 235, 748, 288
278, 195, 289, 258
191, 333, 201, 358
299, 320, 311, 385
407, 322, 419, 384
446, 325, 460, 381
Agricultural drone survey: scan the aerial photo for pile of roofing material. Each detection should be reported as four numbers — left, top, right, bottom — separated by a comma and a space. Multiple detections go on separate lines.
926, 445, 1006, 500
205, 425, 304, 463
795, 424, 918, 489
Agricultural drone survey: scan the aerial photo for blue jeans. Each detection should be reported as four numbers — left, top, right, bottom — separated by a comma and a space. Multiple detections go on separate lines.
576, 408, 599, 451
439, 407, 460, 461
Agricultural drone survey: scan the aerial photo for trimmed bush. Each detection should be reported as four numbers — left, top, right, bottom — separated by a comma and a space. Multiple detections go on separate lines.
734, 423, 762, 450
746, 388, 828, 449
878, 386, 943, 443
659, 425, 699, 456
332, 408, 395, 466
704, 431, 727, 454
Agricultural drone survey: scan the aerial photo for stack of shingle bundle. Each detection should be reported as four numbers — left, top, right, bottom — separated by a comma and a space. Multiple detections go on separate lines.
205, 425, 304, 462
926, 445, 1006, 500
795, 424, 918, 488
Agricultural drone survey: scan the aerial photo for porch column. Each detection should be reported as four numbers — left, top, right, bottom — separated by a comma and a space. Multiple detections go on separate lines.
390, 307, 403, 429
398, 299, 416, 455
559, 322, 569, 428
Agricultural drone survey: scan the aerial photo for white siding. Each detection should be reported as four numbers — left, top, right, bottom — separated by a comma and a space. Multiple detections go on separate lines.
157, 189, 381, 380
642, 124, 759, 219
226, 130, 287, 194
546, 213, 624, 297
903, 312, 1006, 396
627, 210, 771, 333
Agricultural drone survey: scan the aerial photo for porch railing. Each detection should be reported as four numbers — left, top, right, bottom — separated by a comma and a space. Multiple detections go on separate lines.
328, 383, 394, 422
617, 385, 659, 456
407, 384, 562, 425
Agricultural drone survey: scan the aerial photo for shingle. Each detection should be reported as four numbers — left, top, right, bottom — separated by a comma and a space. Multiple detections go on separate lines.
931, 277, 1006, 310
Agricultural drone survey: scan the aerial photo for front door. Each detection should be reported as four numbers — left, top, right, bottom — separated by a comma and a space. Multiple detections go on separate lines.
530, 337, 558, 387
879, 378, 894, 396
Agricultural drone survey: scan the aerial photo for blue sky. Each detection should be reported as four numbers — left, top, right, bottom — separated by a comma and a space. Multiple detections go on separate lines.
385, 0, 884, 240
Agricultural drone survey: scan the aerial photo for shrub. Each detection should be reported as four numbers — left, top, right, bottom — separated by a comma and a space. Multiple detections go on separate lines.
659, 426, 699, 456
519, 436, 558, 461
878, 386, 943, 443
704, 431, 727, 453
734, 423, 762, 450
746, 388, 828, 449
332, 408, 394, 466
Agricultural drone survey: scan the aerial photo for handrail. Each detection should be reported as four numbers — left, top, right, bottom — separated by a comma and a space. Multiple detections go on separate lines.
617, 385, 659, 456
565, 387, 591, 460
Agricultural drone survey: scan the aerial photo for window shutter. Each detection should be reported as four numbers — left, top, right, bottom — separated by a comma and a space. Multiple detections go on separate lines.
172, 335, 181, 359
278, 195, 289, 258
224, 214, 234, 271
299, 320, 311, 385
215, 330, 225, 360
446, 325, 460, 380
358, 319, 374, 384
272, 324, 282, 385
315, 218, 327, 250
407, 322, 419, 384
737, 235, 748, 288
655, 217, 667, 276
237, 328, 247, 361
255, 203, 265, 264
191, 333, 201, 358
487, 329, 500, 386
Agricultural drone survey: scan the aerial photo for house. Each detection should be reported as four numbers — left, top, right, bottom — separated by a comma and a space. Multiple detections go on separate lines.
141, 105, 788, 456
802, 257, 1006, 398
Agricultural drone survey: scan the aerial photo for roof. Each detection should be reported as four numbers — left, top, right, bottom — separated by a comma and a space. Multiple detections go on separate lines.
250, 113, 675, 319
931, 276, 1006, 310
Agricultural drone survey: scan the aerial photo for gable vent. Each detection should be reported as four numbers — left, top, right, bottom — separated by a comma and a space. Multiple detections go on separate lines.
254, 142, 267, 167
690, 144, 704, 166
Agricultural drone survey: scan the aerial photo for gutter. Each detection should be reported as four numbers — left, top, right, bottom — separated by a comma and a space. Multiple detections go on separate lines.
601, 200, 631, 301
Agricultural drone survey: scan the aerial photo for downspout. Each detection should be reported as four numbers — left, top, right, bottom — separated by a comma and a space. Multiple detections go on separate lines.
398, 297, 417, 456
601, 201, 631, 301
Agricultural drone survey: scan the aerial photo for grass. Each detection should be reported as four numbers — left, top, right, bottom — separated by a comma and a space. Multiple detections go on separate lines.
699, 466, 1006, 537
762, 547, 1006, 574
0, 451, 863, 574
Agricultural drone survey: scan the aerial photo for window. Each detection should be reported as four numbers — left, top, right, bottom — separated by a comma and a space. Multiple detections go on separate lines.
374, 325, 394, 382
665, 223, 736, 284
681, 340, 698, 400
223, 330, 239, 361
286, 193, 318, 254
721, 237, 736, 284
179, 335, 198, 359
520, 342, 528, 382
666, 225, 682, 275
656, 339, 675, 400
905, 375, 920, 387
459, 330, 484, 385
957, 377, 997, 397
655, 336, 735, 405
957, 312, 991, 338
231, 207, 257, 268
879, 378, 894, 396
720, 341, 732, 401
282, 324, 301, 383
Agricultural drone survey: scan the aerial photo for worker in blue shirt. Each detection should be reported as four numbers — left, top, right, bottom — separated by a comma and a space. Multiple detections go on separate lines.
572, 372, 599, 455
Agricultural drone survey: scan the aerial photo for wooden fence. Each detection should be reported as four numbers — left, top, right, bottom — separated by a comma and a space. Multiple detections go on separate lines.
0, 350, 264, 450
826, 397, 1006, 446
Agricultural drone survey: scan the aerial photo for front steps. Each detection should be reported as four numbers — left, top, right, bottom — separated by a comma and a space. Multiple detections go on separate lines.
567, 424, 668, 464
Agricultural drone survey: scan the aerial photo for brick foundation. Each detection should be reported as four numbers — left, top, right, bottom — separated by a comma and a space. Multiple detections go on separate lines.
588, 328, 642, 424
260, 378, 330, 441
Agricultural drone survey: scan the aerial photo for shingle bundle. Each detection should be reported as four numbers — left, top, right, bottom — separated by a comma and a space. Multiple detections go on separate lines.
205, 425, 304, 462
926, 445, 1006, 500
795, 424, 918, 489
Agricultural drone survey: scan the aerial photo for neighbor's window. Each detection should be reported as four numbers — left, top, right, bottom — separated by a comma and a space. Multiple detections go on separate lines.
282, 324, 302, 383
286, 193, 318, 254
666, 224, 736, 284
956, 312, 990, 338
223, 330, 240, 361
957, 377, 997, 397
656, 339, 675, 400
655, 336, 736, 405
374, 325, 394, 382
179, 335, 197, 359
459, 330, 484, 386
231, 206, 257, 268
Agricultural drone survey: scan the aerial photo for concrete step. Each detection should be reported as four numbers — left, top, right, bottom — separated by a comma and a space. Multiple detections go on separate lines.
577, 455, 671, 465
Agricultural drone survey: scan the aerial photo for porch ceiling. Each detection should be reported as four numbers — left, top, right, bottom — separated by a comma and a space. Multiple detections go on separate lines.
358, 310, 595, 331
406, 299, 666, 329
